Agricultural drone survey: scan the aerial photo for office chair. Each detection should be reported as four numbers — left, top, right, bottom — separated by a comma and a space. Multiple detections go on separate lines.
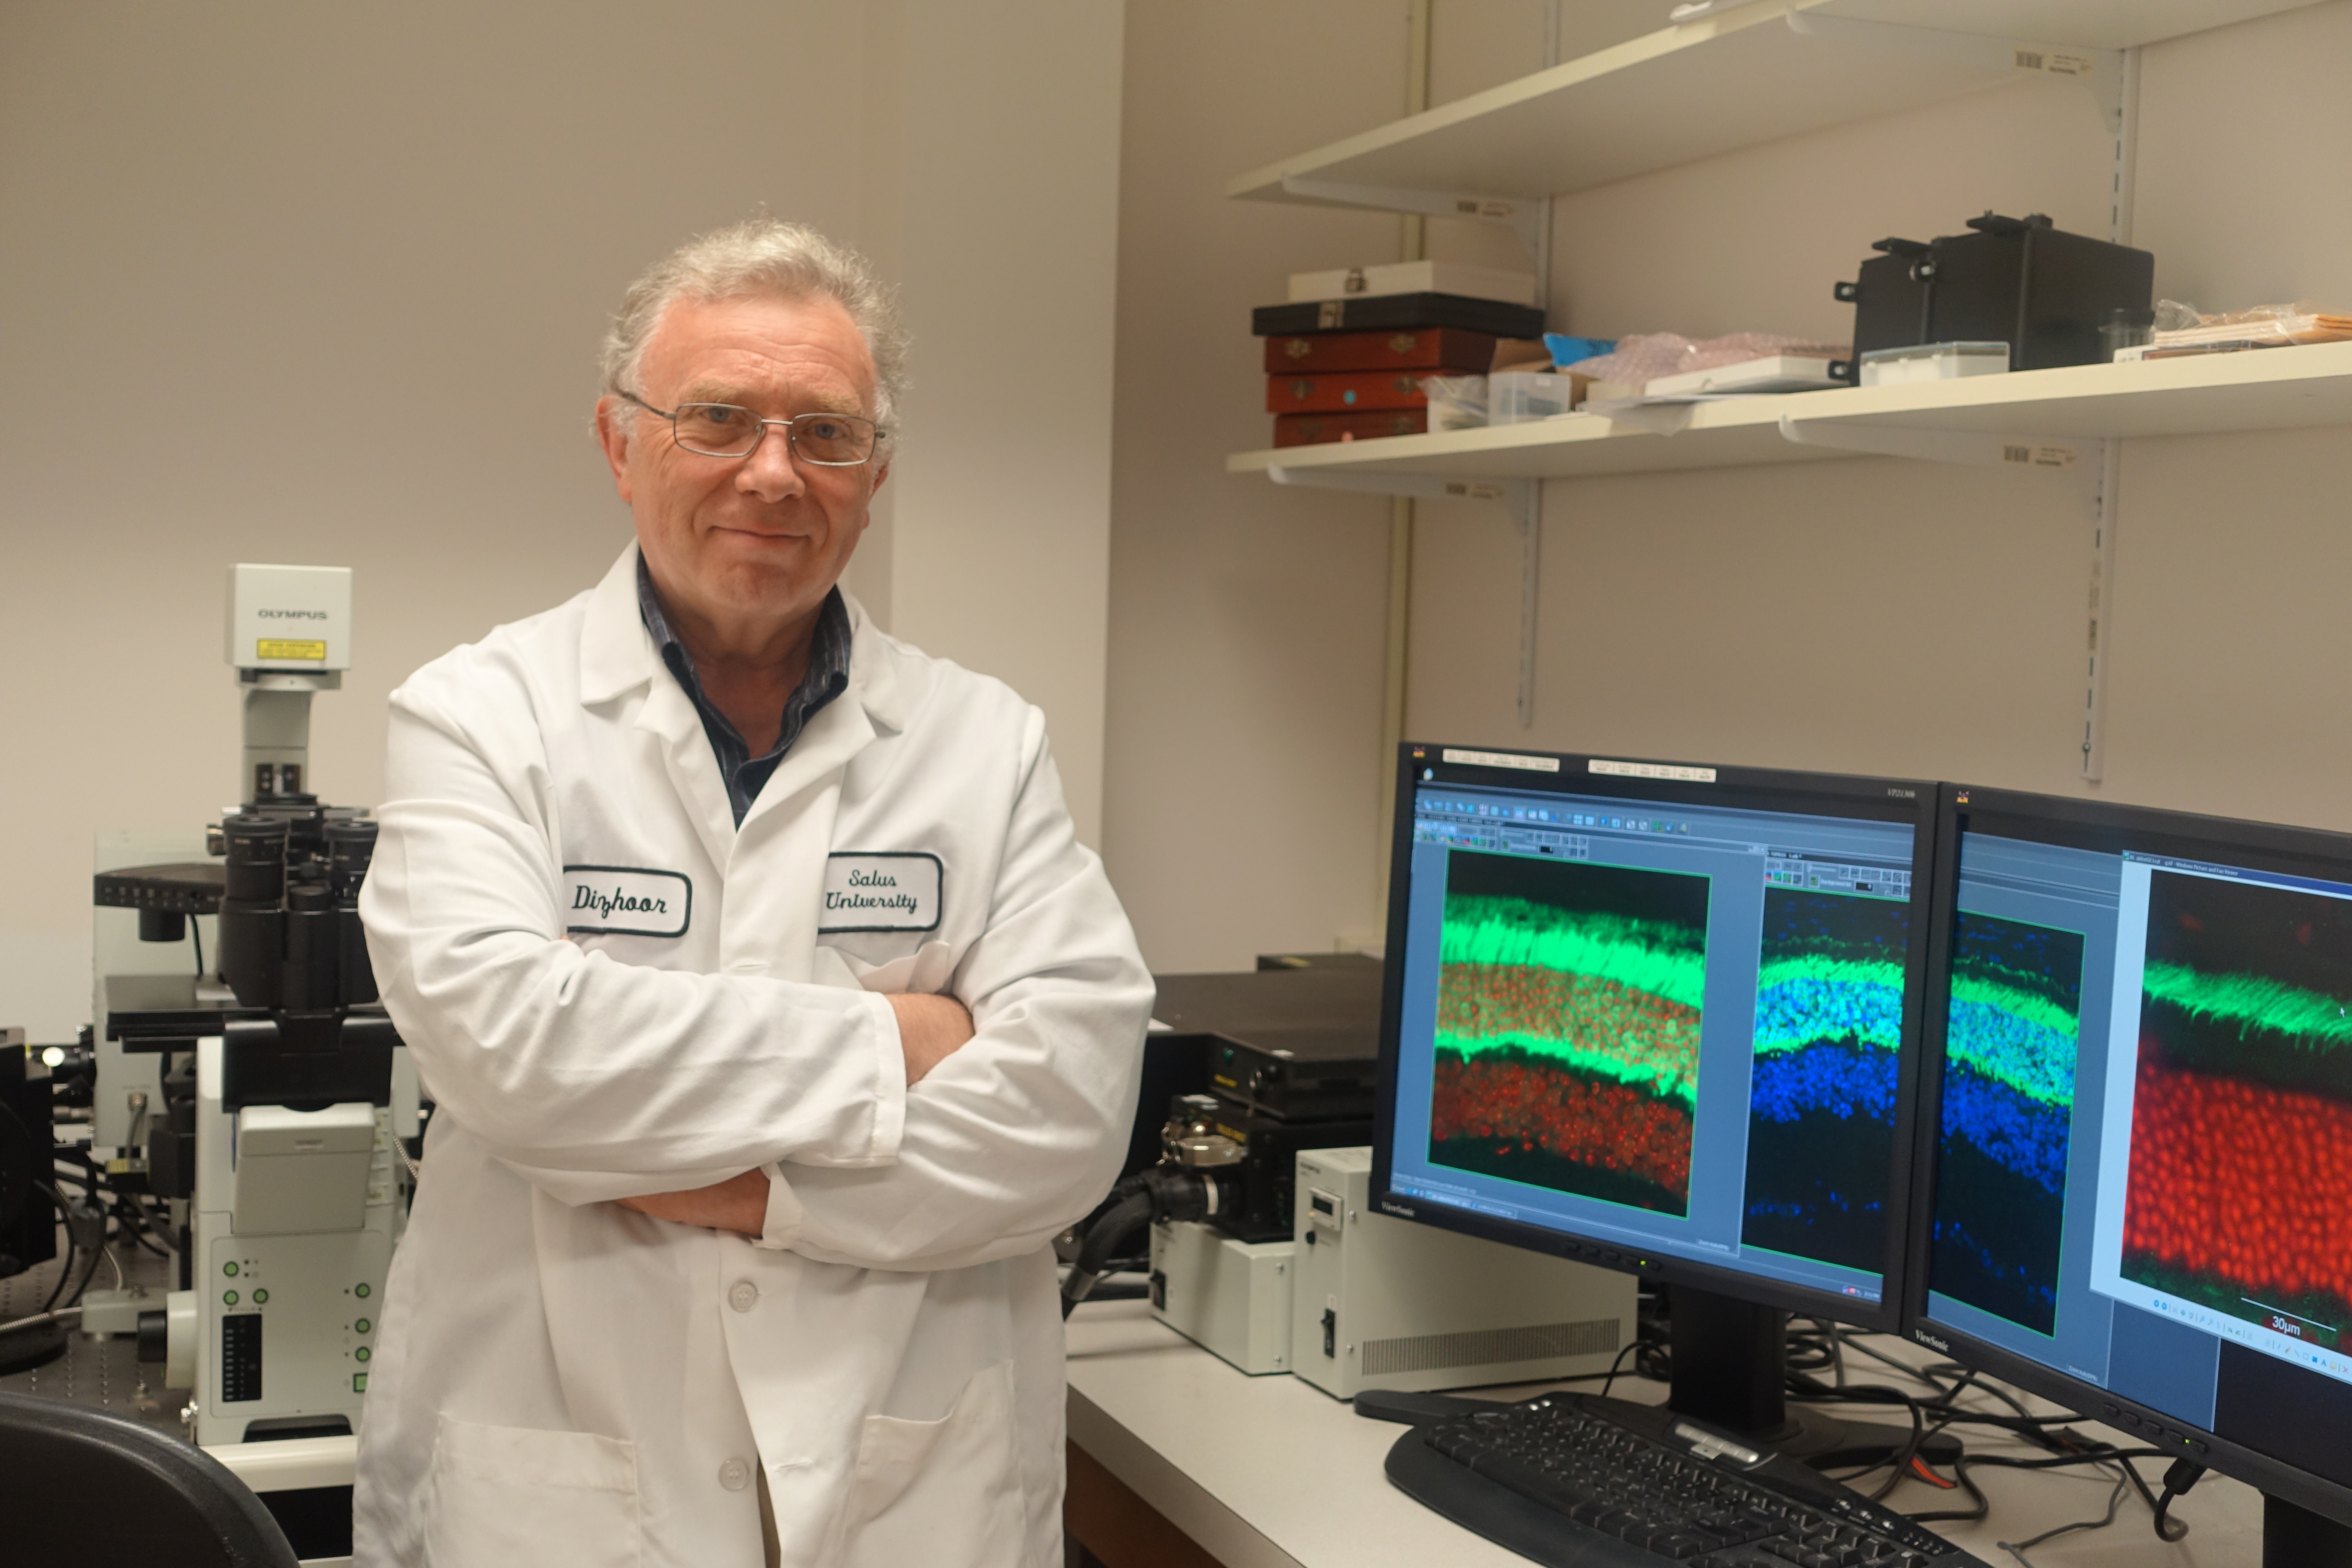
0, 1391, 301, 1567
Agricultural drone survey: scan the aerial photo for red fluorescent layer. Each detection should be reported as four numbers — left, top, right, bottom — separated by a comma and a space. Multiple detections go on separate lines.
1431, 1055, 1694, 1199
2122, 1051, 2352, 1313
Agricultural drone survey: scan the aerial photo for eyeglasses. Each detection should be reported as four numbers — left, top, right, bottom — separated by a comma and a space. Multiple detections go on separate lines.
617, 391, 885, 466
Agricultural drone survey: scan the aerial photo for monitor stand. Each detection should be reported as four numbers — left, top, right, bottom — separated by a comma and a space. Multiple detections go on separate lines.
2266, 1494, 2352, 1567
1664, 1285, 1961, 1472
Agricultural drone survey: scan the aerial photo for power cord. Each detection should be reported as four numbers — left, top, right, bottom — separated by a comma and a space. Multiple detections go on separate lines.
2151, 1457, 2205, 1542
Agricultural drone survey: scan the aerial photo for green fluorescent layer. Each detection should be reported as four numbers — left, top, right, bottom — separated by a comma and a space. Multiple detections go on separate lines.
1945, 975, 2078, 1107
1753, 956, 1905, 1054
1435, 1029, 1695, 1106
1439, 895, 1707, 1011
2141, 961, 2352, 1051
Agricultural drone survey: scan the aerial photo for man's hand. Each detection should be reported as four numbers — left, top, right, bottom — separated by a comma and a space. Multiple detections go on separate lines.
619, 1168, 769, 1235
891, 992, 974, 1084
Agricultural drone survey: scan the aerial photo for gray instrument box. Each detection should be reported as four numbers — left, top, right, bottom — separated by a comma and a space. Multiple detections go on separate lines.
1291, 1147, 1636, 1400
1148, 1220, 1296, 1375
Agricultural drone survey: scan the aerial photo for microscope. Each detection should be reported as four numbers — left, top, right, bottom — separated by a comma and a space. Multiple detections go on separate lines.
89, 565, 415, 1447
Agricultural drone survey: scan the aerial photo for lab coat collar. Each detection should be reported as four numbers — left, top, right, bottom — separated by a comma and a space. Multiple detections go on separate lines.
578, 543, 655, 706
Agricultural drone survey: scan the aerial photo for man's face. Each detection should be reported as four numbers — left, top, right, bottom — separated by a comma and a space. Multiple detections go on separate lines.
597, 292, 888, 640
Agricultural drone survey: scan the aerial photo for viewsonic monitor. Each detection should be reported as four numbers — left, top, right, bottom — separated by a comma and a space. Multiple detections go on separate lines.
1371, 744, 1938, 1456
1907, 786, 2352, 1545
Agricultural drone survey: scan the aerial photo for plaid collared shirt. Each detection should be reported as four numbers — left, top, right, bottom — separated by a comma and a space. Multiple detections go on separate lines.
636, 554, 853, 825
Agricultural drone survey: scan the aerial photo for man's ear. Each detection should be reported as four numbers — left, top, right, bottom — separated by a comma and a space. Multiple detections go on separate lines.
867, 454, 891, 497
594, 397, 635, 501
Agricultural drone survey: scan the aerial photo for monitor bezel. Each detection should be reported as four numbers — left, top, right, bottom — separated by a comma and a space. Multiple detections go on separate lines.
1904, 782, 2352, 1527
1370, 743, 1941, 1336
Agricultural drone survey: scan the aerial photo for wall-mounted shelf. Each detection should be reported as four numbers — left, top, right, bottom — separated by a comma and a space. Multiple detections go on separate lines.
1228, 0, 2315, 221
1228, 342, 2352, 484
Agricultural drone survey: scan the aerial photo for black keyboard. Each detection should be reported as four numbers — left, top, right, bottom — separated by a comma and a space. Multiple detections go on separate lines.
1384, 1393, 1991, 1568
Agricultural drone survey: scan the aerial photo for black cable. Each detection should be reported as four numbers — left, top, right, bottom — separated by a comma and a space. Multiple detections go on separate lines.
191, 919, 205, 977
2150, 1458, 2204, 1543
1060, 1188, 1158, 1318
1596, 1337, 1644, 1399
1997, 1464, 2129, 1563
30, 1182, 77, 1314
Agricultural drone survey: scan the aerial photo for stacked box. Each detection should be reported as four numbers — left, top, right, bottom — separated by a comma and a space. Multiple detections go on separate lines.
1253, 296, 1545, 449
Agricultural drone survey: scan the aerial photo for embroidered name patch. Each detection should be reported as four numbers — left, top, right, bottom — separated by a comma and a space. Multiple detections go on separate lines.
819, 852, 942, 933
564, 865, 692, 937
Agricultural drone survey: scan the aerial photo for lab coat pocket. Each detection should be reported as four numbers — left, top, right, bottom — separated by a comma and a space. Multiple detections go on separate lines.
840, 1358, 1026, 1568
420, 1414, 640, 1568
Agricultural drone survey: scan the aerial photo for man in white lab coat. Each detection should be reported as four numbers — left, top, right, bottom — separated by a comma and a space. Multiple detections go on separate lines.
351, 218, 1151, 1568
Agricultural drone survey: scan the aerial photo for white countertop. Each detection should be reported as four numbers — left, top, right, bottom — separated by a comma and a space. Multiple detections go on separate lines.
1064, 1299, 2267, 1568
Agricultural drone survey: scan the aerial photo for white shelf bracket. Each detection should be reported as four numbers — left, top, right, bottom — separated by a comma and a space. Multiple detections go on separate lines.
1277, 174, 1547, 260
1776, 414, 2086, 472
1269, 467, 1542, 727
1785, 12, 2126, 134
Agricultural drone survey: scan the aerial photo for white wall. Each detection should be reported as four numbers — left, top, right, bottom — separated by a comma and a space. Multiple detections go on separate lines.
1103, 0, 2352, 966
0, 0, 1123, 1043
866, 2, 1125, 846
1103, 0, 1418, 973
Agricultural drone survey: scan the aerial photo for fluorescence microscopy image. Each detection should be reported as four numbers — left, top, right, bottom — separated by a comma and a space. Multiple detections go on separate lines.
2122, 871, 2352, 1352
1741, 888, 1908, 1273
1930, 911, 2084, 1336
1427, 849, 1710, 1216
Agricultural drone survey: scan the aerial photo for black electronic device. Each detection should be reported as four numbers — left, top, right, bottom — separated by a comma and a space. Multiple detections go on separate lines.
1905, 785, 2352, 1557
1829, 212, 2153, 379
1386, 1392, 1988, 1567
1155, 963, 1382, 1120
1370, 744, 1941, 1467
0, 1038, 57, 1282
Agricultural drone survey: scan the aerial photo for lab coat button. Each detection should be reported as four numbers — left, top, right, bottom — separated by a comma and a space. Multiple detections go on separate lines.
719, 1457, 752, 1491
728, 1280, 759, 1313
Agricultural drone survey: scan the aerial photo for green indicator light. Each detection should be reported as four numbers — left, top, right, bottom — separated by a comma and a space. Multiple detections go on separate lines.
355, 1282, 372, 1298
352, 1374, 368, 1393
355, 1318, 371, 1334
355, 1346, 372, 1363
223, 1262, 239, 1277
223, 1290, 239, 1307
252, 1288, 269, 1305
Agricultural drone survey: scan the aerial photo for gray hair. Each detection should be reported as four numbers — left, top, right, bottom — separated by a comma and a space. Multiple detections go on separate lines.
600, 217, 909, 436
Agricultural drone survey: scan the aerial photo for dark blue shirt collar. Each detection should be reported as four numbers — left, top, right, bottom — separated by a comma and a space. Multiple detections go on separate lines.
636, 553, 853, 825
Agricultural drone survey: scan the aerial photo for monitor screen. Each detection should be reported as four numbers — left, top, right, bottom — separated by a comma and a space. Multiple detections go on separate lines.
1372, 745, 1937, 1330
1908, 786, 2352, 1519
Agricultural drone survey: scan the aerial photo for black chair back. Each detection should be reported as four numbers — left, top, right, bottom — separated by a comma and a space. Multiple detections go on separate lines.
0, 1391, 301, 1567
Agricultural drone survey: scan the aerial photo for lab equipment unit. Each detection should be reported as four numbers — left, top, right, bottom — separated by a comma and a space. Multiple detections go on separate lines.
82, 564, 413, 1452
1146, 1221, 1295, 1375
1290, 1146, 1634, 1401
1062, 963, 1379, 1319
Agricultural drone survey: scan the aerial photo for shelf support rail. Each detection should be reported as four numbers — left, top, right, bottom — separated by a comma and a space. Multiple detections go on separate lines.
1276, 175, 1548, 260
1268, 467, 1542, 729
1784, 12, 2126, 134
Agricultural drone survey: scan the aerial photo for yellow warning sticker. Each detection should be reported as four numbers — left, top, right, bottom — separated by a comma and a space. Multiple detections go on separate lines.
257, 639, 328, 661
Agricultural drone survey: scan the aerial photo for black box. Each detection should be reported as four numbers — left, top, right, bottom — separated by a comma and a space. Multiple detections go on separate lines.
1150, 964, 1381, 1120
1832, 212, 2153, 379
1253, 291, 1545, 341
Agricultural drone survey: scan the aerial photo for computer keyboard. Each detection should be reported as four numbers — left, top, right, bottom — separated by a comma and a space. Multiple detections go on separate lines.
1383, 1392, 1991, 1568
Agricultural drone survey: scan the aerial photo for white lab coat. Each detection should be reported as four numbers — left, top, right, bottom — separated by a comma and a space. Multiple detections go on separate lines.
350, 545, 1150, 1568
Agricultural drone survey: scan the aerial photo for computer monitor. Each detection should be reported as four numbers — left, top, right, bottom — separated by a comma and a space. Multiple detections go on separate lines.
1371, 743, 1938, 1458
1905, 785, 2352, 1545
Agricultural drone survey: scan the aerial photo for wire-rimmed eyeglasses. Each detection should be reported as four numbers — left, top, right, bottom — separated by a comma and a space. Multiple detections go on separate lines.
618, 391, 885, 466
